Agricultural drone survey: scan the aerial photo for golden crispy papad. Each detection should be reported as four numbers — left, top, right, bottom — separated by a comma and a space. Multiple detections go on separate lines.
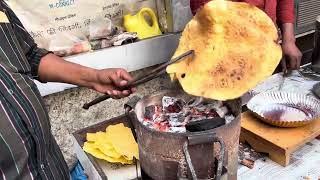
166, 0, 282, 100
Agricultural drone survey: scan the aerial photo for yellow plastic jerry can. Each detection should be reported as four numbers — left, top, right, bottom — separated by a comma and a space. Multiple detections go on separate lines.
123, 8, 162, 39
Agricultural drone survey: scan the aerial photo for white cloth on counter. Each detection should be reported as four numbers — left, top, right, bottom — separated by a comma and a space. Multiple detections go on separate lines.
253, 70, 318, 96
242, 70, 319, 105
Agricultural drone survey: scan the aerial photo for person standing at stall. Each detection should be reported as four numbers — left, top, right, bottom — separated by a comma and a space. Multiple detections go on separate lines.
190, 0, 302, 71
0, 1, 135, 179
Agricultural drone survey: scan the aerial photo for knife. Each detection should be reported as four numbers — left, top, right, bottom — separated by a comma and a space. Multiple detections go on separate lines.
278, 59, 289, 90
279, 56, 296, 91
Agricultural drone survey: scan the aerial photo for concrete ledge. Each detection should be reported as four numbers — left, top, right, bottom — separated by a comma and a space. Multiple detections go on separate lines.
36, 33, 181, 96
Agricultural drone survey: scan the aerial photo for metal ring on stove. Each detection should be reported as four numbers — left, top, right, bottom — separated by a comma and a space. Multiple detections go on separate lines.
183, 136, 225, 180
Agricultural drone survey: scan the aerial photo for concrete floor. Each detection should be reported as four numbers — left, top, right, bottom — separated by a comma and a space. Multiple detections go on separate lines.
43, 67, 178, 168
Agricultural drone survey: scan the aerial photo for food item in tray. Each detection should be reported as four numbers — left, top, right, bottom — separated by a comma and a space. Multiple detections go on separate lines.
83, 142, 131, 164
166, 0, 282, 100
105, 123, 139, 161
95, 132, 122, 158
86, 133, 97, 142
83, 123, 139, 164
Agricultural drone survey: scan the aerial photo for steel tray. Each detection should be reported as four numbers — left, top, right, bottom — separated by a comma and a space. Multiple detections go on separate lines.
72, 113, 140, 180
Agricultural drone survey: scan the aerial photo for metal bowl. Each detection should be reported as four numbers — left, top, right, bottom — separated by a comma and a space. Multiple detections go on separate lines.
247, 91, 320, 127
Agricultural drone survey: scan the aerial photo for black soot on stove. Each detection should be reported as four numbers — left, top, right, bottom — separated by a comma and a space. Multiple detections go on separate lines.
142, 96, 235, 133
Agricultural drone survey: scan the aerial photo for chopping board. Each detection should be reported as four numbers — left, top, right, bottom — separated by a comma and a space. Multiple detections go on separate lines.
240, 112, 320, 166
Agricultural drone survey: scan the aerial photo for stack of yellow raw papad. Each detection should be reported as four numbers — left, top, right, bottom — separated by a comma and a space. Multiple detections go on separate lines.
83, 123, 139, 165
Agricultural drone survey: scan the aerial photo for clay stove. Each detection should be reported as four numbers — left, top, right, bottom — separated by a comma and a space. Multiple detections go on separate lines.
131, 90, 241, 180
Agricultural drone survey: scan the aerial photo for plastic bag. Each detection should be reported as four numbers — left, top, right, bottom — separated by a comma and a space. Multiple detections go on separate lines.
88, 17, 117, 41
6, 0, 156, 56
48, 33, 91, 57
90, 32, 137, 50
70, 161, 87, 180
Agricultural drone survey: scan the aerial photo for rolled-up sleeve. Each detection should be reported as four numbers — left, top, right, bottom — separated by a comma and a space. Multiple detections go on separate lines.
2, 2, 51, 80
277, 0, 295, 24
24, 45, 51, 80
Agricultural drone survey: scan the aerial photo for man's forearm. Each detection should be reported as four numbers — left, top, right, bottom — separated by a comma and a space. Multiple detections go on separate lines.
279, 22, 302, 70
280, 23, 296, 43
38, 53, 98, 88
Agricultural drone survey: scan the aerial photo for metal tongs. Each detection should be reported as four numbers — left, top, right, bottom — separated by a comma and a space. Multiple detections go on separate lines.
83, 50, 195, 109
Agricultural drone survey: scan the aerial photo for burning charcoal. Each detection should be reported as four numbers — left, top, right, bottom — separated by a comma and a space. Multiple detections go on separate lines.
205, 108, 219, 118
154, 105, 163, 117
190, 116, 205, 122
162, 96, 179, 108
216, 106, 229, 118
153, 114, 169, 123
144, 105, 157, 120
184, 115, 192, 124
169, 121, 186, 127
187, 97, 204, 107
213, 101, 223, 109
190, 107, 206, 116
167, 113, 186, 127
169, 127, 186, 133
152, 105, 163, 119
160, 121, 169, 129
143, 117, 150, 122
205, 101, 223, 111
154, 121, 169, 132
181, 107, 191, 116
194, 105, 207, 112
141, 96, 235, 133
162, 96, 185, 113
142, 121, 154, 129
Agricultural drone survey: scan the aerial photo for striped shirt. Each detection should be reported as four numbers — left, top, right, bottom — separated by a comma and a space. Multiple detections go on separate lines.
0, 1, 69, 180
